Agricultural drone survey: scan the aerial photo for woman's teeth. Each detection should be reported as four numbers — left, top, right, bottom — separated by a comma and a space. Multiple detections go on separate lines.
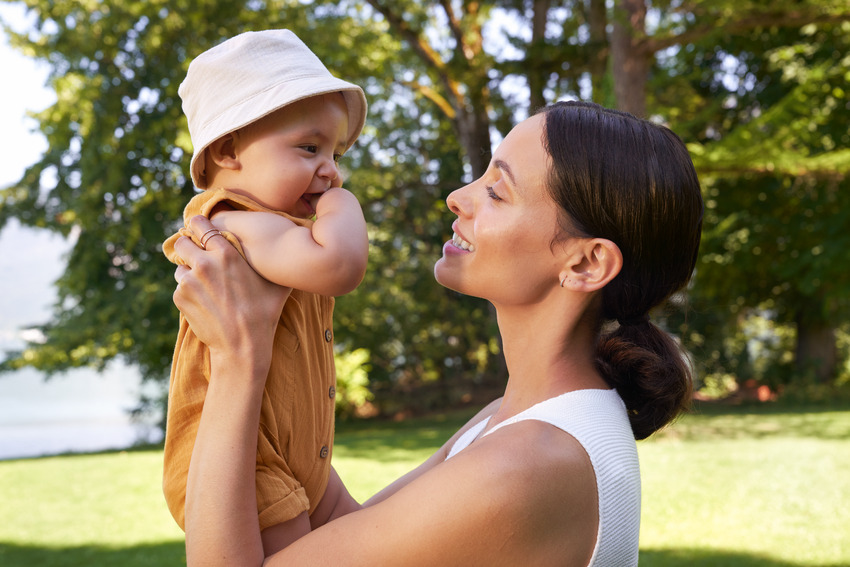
452, 232, 475, 252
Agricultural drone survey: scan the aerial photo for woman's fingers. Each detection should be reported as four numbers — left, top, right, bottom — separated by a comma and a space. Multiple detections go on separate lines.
189, 214, 229, 251
174, 264, 189, 285
171, 215, 292, 353
173, 215, 229, 269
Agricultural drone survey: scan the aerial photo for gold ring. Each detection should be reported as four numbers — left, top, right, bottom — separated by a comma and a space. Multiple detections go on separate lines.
199, 229, 223, 250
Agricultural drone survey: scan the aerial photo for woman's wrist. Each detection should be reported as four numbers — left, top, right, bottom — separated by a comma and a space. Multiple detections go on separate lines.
208, 341, 273, 387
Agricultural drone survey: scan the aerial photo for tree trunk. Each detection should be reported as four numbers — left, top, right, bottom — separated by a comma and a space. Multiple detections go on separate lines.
455, 100, 492, 178
795, 307, 837, 383
528, 0, 552, 112
609, 0, 648, 116
587, 0, 609, 104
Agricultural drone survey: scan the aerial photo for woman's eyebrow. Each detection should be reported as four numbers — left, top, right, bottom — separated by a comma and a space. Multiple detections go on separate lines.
494, 159, 516, 186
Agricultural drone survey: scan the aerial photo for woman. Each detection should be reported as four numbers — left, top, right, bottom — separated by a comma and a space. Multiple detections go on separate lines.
172, 101, 704, 566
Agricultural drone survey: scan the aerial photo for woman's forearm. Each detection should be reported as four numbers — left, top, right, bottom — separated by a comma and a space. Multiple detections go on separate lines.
173, 215, 294, 566
185, 351, 268, 566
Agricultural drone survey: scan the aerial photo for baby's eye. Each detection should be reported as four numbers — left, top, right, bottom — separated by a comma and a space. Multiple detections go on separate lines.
486, 186, 503, 202
333, 153, 343, 163
301, 144, 319, 153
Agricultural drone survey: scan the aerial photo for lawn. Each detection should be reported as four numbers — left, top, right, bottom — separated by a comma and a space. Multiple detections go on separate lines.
638, 403, 850, 566
0, 402, 848, 566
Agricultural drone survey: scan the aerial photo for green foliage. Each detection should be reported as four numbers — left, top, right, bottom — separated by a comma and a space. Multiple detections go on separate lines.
666, 18, 850, 385
2, 0, 850, 422
333, 348, 374, 418
0, 0, 607, 417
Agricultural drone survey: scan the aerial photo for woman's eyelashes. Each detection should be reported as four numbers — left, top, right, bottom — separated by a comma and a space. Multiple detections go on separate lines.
486, 185, 503, 202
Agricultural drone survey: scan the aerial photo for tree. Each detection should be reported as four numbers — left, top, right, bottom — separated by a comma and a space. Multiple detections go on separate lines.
2, 0, 849, 425
673, 21, 850, 385
0, 0, 636, 416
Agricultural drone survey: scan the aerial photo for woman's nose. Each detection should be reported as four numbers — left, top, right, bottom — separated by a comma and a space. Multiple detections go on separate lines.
446, 184, 473, 216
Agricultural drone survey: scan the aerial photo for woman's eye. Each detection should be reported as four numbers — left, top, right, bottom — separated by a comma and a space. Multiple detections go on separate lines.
486, 186, 503, 202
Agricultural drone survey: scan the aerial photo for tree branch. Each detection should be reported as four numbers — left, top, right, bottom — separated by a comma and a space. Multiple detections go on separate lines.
364, 0, 447, 73
696, 163, 847, 181
438, 0, 468, 61
364, 0, 463, 114
644, 9, 850, 54
401, 80, 457, 119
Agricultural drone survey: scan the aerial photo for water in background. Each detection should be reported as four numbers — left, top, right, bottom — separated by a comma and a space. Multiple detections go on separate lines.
0, 364, 163, 460
0, 9, 165, 461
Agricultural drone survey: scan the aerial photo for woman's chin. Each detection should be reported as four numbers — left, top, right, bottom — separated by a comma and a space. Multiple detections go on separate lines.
433, 261, 466, 295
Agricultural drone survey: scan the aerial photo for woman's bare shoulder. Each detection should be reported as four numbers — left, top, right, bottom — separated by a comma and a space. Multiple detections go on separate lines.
269, 416, 597, 567
446, 419, 600, 565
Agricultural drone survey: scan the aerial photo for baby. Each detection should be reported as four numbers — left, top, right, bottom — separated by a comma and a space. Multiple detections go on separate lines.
160, 29, 368, 554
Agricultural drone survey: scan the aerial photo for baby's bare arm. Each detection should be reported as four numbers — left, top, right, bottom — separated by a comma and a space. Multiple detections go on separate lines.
210, 189, 368, 296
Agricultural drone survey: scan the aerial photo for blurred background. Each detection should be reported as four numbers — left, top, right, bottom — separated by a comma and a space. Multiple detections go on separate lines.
0, 1, 848, 565
0, 2, 161, 460
2, 0, 848, 455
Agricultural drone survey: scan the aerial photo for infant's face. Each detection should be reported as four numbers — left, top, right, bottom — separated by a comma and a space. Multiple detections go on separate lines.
233, 93, 349, 217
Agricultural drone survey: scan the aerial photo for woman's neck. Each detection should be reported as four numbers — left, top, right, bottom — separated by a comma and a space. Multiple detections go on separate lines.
489, 296, 607, 426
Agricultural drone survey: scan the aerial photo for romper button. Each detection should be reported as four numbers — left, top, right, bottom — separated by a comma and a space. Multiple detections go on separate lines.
324, 329, 332, 342
319, 446, 329, 458
328, 386, 336, 399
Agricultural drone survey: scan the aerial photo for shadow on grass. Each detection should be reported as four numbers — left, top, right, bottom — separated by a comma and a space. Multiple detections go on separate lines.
0, 541, 185, 567
640, 547, 845, 566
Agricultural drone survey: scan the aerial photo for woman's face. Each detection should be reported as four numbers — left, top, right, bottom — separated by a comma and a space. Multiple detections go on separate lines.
434, 114, 567, 306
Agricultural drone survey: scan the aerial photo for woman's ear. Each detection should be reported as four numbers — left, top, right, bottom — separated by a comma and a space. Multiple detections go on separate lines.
206, 133, 240, 171
559, 238, 623, 292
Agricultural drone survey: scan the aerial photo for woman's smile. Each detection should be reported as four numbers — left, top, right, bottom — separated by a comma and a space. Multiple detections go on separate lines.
451, 231, 475, 252
444, 221, 475, 254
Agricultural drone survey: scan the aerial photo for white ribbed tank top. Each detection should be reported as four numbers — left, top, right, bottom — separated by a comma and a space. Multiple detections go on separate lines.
446, 389, 640, 566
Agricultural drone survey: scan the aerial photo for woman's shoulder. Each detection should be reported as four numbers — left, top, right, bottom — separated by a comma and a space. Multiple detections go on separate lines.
469, 416, 598, 491
441, 418, 599, 565
276, 403, 597, 567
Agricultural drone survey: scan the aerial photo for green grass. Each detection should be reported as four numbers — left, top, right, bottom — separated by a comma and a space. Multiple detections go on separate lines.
1, 403, 848, 566
638, 403, 850, 566
0, 449, 185, 566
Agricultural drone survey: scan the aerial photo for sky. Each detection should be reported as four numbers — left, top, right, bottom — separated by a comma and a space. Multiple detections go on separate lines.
0, 4, 159, 459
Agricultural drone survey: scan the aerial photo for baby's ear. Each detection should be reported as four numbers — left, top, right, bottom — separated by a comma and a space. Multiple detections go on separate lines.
207, 133, 240, 170
559, 238, 623, 292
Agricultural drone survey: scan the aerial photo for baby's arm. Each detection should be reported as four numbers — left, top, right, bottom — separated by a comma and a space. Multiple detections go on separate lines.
211, 188, 368, 297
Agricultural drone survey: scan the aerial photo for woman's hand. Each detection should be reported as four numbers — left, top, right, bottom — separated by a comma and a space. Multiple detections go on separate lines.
173, 215, 291, 373
176, 215, 292, 565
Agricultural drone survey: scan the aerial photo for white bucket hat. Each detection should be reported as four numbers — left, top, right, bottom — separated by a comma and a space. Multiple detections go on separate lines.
179, 29, 368, 188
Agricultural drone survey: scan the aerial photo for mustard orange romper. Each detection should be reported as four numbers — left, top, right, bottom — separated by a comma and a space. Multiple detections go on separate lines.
161, 188, 336, 531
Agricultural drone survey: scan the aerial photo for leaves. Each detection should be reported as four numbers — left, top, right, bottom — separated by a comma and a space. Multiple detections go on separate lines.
1, 0, 849, 418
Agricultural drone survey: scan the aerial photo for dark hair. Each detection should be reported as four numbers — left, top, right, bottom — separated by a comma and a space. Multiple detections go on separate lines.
539, 101, 704, 440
